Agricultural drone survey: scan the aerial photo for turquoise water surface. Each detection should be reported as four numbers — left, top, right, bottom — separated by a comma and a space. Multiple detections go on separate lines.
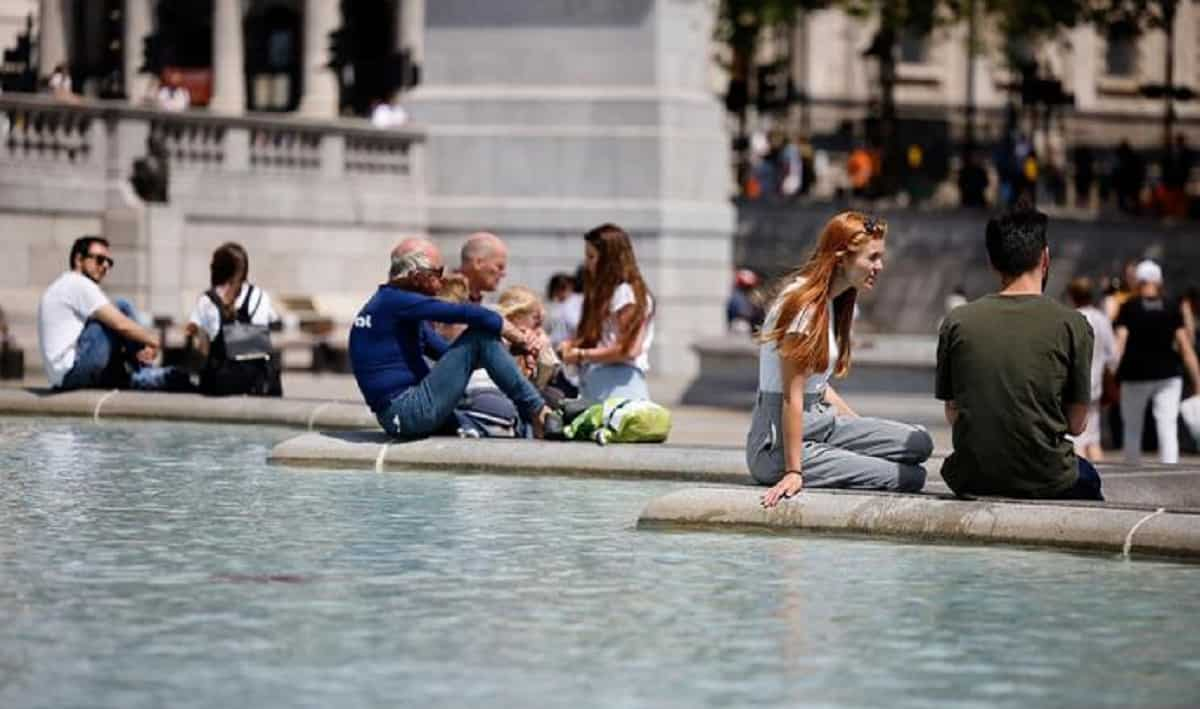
1, 417, 1198, 709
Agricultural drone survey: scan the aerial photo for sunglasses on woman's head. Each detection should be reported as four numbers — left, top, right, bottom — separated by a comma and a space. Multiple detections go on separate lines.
861, 216, 886, 235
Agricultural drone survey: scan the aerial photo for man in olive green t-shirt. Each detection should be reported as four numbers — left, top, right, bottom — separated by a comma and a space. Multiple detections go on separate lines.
935, 206, 1101, 499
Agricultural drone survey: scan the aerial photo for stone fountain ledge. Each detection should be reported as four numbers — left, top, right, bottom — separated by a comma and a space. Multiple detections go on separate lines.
0, 387, 377, 431
269, 430, 751, 483
637, 488, 1200, 562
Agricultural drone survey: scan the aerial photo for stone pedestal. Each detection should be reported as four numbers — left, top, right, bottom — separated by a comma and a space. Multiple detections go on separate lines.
405, 0, 734, 380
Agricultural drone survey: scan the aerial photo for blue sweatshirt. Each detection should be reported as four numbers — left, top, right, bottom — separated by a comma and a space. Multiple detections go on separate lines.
349, 285, 504, 412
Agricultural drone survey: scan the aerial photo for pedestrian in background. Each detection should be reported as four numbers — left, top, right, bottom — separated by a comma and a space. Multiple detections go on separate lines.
1067, 277, 1118, 462
1114, 260, 1200, 464
543, 272, 582, 350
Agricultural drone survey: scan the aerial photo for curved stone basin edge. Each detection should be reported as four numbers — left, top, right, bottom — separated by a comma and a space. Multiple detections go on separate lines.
637, 488, 1200, 561
0, 387, 377, 430
269, 432, 752, 484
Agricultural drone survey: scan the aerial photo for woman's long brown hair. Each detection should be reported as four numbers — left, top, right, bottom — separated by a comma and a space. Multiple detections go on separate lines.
576, 224, 651, 355
758, 211, 886, 378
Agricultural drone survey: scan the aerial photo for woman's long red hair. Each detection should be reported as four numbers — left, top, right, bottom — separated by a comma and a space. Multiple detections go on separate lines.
758, 211, 886, 378
576, 224, 651, 355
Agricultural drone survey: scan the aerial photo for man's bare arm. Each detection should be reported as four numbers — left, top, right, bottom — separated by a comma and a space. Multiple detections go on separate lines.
92, 304, 159, 348
1177, 328, 1200, 394
944, 401, 959, 426
1066, 403, 1088, 437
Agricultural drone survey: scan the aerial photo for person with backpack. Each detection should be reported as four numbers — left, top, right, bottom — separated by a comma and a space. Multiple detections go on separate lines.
185, 242, 282, 397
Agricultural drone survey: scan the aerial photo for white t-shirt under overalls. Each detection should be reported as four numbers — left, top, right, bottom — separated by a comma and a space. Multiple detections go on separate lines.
757, 282, 836, 396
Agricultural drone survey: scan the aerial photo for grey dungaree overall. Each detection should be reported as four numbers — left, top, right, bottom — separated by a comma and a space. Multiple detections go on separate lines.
745, 389, 931, 492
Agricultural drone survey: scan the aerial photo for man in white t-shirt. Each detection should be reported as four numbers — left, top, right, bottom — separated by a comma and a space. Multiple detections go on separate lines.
38, 236, 176, 390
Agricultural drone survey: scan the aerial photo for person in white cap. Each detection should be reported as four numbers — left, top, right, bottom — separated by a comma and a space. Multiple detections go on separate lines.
1114, 259, 1200, 464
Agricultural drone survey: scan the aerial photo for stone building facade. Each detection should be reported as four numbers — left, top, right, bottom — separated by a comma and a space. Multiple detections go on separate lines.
759, 5, 1199, 162
0, 0, 734, 381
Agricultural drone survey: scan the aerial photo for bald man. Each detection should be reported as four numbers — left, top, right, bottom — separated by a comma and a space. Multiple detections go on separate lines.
458, 232, 508, 303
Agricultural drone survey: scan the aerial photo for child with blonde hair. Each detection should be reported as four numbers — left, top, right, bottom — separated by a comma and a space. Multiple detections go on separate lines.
498, 285, 561, 388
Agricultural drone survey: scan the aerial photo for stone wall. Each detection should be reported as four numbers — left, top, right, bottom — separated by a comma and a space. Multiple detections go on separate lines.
735, 201, 1200, 335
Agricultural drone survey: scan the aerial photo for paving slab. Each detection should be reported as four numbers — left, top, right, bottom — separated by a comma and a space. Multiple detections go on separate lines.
637, 488, 1200, 561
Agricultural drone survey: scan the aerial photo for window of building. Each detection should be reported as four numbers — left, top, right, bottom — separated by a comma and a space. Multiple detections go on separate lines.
898, 28, 929, 64
1105, 30, 1137, 77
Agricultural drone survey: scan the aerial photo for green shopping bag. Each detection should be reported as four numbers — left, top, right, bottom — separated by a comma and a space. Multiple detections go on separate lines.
564, 397, 672, 445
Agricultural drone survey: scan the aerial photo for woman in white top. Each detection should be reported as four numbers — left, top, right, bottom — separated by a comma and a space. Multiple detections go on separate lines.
560, 224, 655, 403
749, 212, 932, 508
185, 242, 277, 355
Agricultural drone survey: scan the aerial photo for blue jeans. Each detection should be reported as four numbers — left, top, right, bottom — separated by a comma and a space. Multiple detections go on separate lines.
1054, 457, 1104, 501
376, 328, 544, 439
580, 363, 649, 404
59, 299, 172, 391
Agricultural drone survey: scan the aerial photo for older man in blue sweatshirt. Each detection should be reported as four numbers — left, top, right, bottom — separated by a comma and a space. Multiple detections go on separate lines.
350, 240, 553, 439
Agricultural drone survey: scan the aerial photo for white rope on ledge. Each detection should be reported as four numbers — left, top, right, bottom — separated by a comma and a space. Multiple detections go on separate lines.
93, 389, 120, 423
1123, 507, 1168, 557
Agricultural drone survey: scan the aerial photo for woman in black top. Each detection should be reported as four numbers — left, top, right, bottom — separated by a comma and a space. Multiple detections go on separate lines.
1115, 261, 1200, 464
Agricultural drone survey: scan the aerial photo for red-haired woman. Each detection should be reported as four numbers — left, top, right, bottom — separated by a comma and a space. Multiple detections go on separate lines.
749, 212, 932, 507
561, 224, 655, 403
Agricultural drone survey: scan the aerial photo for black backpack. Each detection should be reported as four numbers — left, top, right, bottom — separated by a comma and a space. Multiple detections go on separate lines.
200, 285, 282, 397
451, 387, 521, 438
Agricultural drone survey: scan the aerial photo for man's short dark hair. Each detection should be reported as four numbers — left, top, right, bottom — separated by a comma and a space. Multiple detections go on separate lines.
69, 235, 109, 270
985, 203, 1048, 278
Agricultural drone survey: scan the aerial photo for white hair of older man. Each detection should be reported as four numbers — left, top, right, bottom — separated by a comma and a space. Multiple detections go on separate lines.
389, 249, 435, 280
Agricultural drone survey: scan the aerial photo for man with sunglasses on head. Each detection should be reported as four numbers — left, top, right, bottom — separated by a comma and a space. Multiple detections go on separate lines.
39, 236, 180, 391
350, 238, 558, 439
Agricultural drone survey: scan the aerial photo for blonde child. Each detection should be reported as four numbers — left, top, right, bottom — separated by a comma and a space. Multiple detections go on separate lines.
498, 286, 561, 389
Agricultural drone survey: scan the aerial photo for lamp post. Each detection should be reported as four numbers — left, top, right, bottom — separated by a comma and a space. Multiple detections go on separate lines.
964, 0, 978, 157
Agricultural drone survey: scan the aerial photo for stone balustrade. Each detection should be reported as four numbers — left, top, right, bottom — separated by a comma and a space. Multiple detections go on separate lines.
152, 117, 227, 169
249, 125, 322, 172
2, 100, 101, 166
0, 93, 424, 193
0, 94, 428, 363
345, 134, 412, 175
